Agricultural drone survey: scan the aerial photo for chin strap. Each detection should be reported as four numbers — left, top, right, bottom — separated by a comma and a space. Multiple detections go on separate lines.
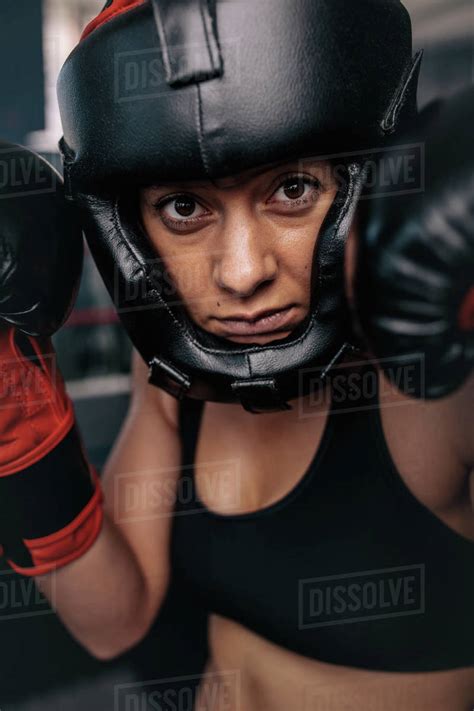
231, 342, 355, 414
149, 356, 192, 400
230, 378, 292, 414
148, 343, 359, 414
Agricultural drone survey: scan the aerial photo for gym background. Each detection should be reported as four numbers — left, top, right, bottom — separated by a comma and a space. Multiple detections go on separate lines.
0, 0, 472, 708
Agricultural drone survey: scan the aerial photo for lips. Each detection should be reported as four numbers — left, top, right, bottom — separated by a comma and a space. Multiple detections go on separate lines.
214, 306, 297, 336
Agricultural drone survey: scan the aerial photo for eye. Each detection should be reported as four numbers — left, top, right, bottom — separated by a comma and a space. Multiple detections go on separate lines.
269, 174, 322, 207
154, 194, 210, 229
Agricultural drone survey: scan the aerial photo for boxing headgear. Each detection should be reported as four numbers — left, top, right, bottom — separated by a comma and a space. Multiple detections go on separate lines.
58, 0, 422, 413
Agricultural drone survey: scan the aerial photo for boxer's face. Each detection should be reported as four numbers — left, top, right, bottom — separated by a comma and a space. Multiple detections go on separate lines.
139, 158, 343, 345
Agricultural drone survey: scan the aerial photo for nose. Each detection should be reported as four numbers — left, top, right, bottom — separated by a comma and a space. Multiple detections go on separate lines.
212, 215, 278, 298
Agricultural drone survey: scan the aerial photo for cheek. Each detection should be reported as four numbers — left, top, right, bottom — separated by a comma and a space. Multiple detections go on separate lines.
140, 203, 210, 308
271, 232, 314, 306
276, 204, 334, 280
275, 191, 340, 298
164, 249, 214, 315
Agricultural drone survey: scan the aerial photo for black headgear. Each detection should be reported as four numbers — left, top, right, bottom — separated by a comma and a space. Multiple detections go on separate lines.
58, 0, 421, 412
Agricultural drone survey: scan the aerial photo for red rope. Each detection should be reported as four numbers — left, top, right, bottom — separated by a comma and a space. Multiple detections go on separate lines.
65, 307, 120, 328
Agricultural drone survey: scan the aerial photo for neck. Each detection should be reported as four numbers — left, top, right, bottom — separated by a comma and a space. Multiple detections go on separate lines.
206, 377, 333, 433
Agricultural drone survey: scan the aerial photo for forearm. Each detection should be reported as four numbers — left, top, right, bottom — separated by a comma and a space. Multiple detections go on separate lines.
0, 144, 169, 660
0, 335, 178, 659
37, 512, 160, 660
36, 383, 181, 660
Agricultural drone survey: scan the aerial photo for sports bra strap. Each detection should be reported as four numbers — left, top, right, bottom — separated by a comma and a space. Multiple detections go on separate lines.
177, 360, 380, 468
179, 397, 205, 467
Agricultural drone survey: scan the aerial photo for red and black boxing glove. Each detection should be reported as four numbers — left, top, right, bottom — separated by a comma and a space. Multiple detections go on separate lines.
0, 141, 103, 575
0, 329, 103, 575
354, 88, 474, 398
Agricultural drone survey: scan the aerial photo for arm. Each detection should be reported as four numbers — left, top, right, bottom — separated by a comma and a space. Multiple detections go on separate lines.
349, 90, 474, 520
38, 350, 181, 660
0, 143, 182, 660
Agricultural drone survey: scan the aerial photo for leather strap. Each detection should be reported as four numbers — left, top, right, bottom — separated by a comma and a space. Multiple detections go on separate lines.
381, 50, 423, 134
231, 379, 292, 414
150, 0, 223, 87
149, 356, 192, 399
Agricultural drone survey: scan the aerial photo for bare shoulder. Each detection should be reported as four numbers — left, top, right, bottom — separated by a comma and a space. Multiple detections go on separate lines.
441, 372, 474, 469
377, 366, 473, 519
129, 348, 180, 432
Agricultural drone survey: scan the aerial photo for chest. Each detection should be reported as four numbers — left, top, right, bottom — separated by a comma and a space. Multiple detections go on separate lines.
194, 394, 468, 522
194, 401, 330, 515
172, 375, 474, 672
173, 405, 474, 671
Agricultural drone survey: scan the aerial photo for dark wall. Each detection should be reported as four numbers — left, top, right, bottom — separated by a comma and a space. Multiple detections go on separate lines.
0, 0, 44, 144
417, 37, 473, 107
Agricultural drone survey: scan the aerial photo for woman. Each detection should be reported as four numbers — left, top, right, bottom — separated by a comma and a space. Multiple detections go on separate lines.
135, 158, 473, 710
14, 0, 474, 709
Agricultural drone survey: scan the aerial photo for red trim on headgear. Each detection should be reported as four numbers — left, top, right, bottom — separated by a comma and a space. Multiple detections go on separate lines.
458, 285, 474, 332
81, 0, 146, 41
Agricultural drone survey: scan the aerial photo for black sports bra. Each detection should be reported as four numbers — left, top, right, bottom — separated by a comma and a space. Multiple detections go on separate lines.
171, 364, 474, 672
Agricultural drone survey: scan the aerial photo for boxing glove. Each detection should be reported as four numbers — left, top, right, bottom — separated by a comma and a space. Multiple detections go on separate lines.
0, 142, 103, 575
354, 88, 474, 398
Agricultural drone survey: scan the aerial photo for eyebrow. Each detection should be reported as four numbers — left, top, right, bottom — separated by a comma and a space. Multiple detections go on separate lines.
146, 158, 329, 192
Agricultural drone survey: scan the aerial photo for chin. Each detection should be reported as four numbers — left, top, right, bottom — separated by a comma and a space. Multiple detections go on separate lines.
223, 331, 294, 346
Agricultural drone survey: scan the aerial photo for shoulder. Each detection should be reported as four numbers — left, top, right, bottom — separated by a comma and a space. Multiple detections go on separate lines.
377, 366, 472, 511
435, 371, 474, 469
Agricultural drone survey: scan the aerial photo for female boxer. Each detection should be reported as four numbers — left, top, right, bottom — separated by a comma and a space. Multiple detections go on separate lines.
2, 1, 473, 710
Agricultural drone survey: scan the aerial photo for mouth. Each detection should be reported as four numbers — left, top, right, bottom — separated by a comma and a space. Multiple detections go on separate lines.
213, 305, 299, 337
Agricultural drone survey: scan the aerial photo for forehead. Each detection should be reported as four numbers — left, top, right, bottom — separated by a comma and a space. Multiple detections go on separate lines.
148, 157, 334, 191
